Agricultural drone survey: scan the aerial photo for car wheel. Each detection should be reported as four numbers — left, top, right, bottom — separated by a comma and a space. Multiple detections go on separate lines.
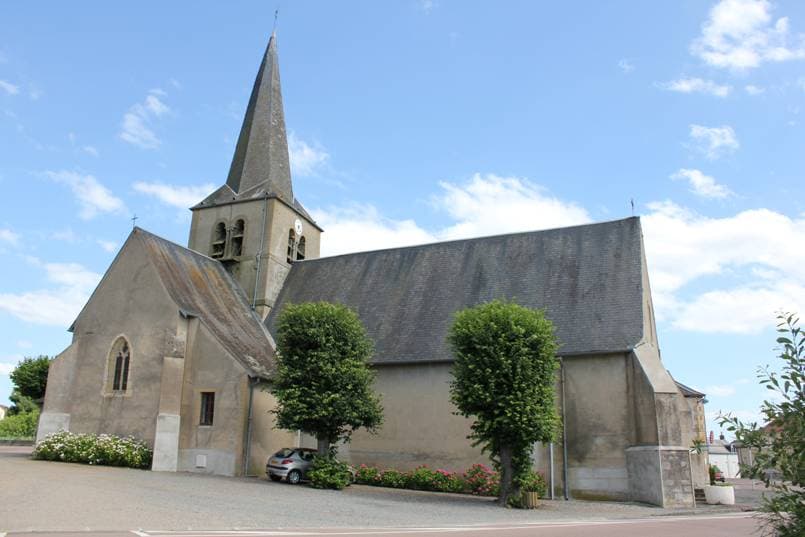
269, 475, 282, 482
287, 470, 302, 485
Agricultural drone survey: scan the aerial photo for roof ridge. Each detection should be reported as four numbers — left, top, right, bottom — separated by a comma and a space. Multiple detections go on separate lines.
296, 216, 640, 265
133, 227, 221, 264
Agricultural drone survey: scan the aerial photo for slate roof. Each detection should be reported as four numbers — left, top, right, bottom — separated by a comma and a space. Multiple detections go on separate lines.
225, 32, 293, 204
675, 380, 706, 398
266, 217, 648, 364
135, 228, 275, 377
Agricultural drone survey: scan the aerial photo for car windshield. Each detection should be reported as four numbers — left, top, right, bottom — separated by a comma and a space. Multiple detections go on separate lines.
273, 448, 295, 458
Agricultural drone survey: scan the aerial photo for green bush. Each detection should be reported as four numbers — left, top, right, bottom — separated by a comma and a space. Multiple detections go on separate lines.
354, 464, 381, 485
379, 469, 409, 488
32, 430, 152, 469
307, 455, 352, 490
519, 470, 548, 496
709, 464, 720, 485
0, 408, 39, 439
406, 466, 464, 493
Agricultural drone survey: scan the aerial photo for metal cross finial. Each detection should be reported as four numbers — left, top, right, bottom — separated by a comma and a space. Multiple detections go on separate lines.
630, 198, 635, 216
132, 214, 138, 228
273, 8, 279, 33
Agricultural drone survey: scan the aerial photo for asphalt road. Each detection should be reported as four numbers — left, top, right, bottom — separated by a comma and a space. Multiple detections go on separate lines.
3, 514, 762, 537
1, 447, 758, 535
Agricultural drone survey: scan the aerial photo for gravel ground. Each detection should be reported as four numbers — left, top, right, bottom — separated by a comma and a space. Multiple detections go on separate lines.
0, 447, 746, 532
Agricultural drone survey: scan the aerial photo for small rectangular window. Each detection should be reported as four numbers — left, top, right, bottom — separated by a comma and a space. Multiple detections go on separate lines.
200, 392, 215, 426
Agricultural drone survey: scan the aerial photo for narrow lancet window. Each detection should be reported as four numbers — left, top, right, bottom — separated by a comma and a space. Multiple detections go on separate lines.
108, 338, 131, 393
286, 229, 296, 263
296, 236, 306, 261
230, 219, 245, 257
211, 222, 227, 259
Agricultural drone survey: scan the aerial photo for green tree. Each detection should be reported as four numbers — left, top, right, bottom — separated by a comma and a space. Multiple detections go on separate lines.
270, 302, 383, 455
448, 300, 560, 506
719, 312, 805, 537
9, 355, 52, 415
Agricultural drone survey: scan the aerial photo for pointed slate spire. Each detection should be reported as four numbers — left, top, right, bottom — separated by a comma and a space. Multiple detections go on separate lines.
226, 33, 293, 202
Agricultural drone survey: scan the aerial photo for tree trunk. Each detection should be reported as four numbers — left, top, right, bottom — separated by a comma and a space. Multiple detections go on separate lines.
316, 436, 330, 456
498, 445, 514, 506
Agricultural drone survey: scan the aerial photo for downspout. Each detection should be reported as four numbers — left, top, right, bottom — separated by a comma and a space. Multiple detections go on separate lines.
252, 192, 269, 310
549, 442, 555, 500
561, 358, 570, 500
242, 376, 259, 476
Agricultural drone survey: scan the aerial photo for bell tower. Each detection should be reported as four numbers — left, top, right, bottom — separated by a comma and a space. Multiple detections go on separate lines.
188, 33, 322, 319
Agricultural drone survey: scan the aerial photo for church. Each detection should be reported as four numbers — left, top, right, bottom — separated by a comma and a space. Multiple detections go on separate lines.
38, 33, 705, 508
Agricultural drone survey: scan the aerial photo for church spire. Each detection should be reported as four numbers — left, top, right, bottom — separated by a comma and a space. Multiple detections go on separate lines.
225, 32, 293, 202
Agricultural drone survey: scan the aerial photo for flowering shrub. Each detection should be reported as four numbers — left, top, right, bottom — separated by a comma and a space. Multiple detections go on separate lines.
379, 469, 409, 488
32, 430, 152, 469
355, 464, 382, 485
353, 462, 502, 497
464, 463, 500, 496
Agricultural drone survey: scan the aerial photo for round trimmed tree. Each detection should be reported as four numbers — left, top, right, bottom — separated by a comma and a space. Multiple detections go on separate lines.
271, 302, 383, 455
448, 300, 560, 506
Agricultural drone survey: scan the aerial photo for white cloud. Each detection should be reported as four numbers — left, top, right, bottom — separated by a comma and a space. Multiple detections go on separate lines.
133, 181, 215, 209
97, 240, 118, 253
745, 84, 765, 95
119, 90, 170, 149
0, 79, 19, 95
0, 262, 101, 326
642, 202, 805, 334
313, 174, 590, 257
312, 204, 434, 258
288, 133, 330, 177
16, 340, 32, 349
46, 170, 126, 219
689, 124, 739, 159
0, 228, 19, 245
671, 168, 734, 199
419, 0, 436, 13
82, 145, 99, 157
658, 77, 732, 97
706, 384, 738, 397
316, 173, 802, 336
0, 361, 19, 375
51, 229, 78, 242
691, 0, 805, 70
434, 174, 591, 241
618, 59, 635, 73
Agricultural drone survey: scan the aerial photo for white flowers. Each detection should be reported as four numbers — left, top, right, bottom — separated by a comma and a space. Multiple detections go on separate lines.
32, 430, 152, 469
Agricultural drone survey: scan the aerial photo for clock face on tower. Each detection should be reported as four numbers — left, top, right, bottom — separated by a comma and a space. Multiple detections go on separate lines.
294, 219, 303, 236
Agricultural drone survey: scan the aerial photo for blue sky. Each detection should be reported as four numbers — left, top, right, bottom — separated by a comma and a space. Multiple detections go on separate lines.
1, 0, 804, 437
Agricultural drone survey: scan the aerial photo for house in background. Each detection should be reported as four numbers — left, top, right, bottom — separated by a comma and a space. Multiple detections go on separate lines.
38, 32, 701, 507
0, 405, 8, 421
709, 433, 741, 478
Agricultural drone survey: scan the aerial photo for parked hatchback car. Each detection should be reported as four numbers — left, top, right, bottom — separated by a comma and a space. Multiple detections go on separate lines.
266, 448, 317, 484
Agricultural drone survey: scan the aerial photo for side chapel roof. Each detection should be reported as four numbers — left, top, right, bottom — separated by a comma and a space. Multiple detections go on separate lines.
134, 228, 275, 377
266, 217, 649, 365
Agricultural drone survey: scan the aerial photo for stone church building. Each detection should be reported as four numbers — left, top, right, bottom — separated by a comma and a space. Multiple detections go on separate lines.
38, 34, 704, 507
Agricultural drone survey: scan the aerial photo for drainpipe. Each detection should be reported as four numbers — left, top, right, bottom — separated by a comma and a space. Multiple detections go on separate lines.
242, 376, 258, 476
252, 192, 269, 310
561, 358, 570, 500
549, 442, 555, 500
